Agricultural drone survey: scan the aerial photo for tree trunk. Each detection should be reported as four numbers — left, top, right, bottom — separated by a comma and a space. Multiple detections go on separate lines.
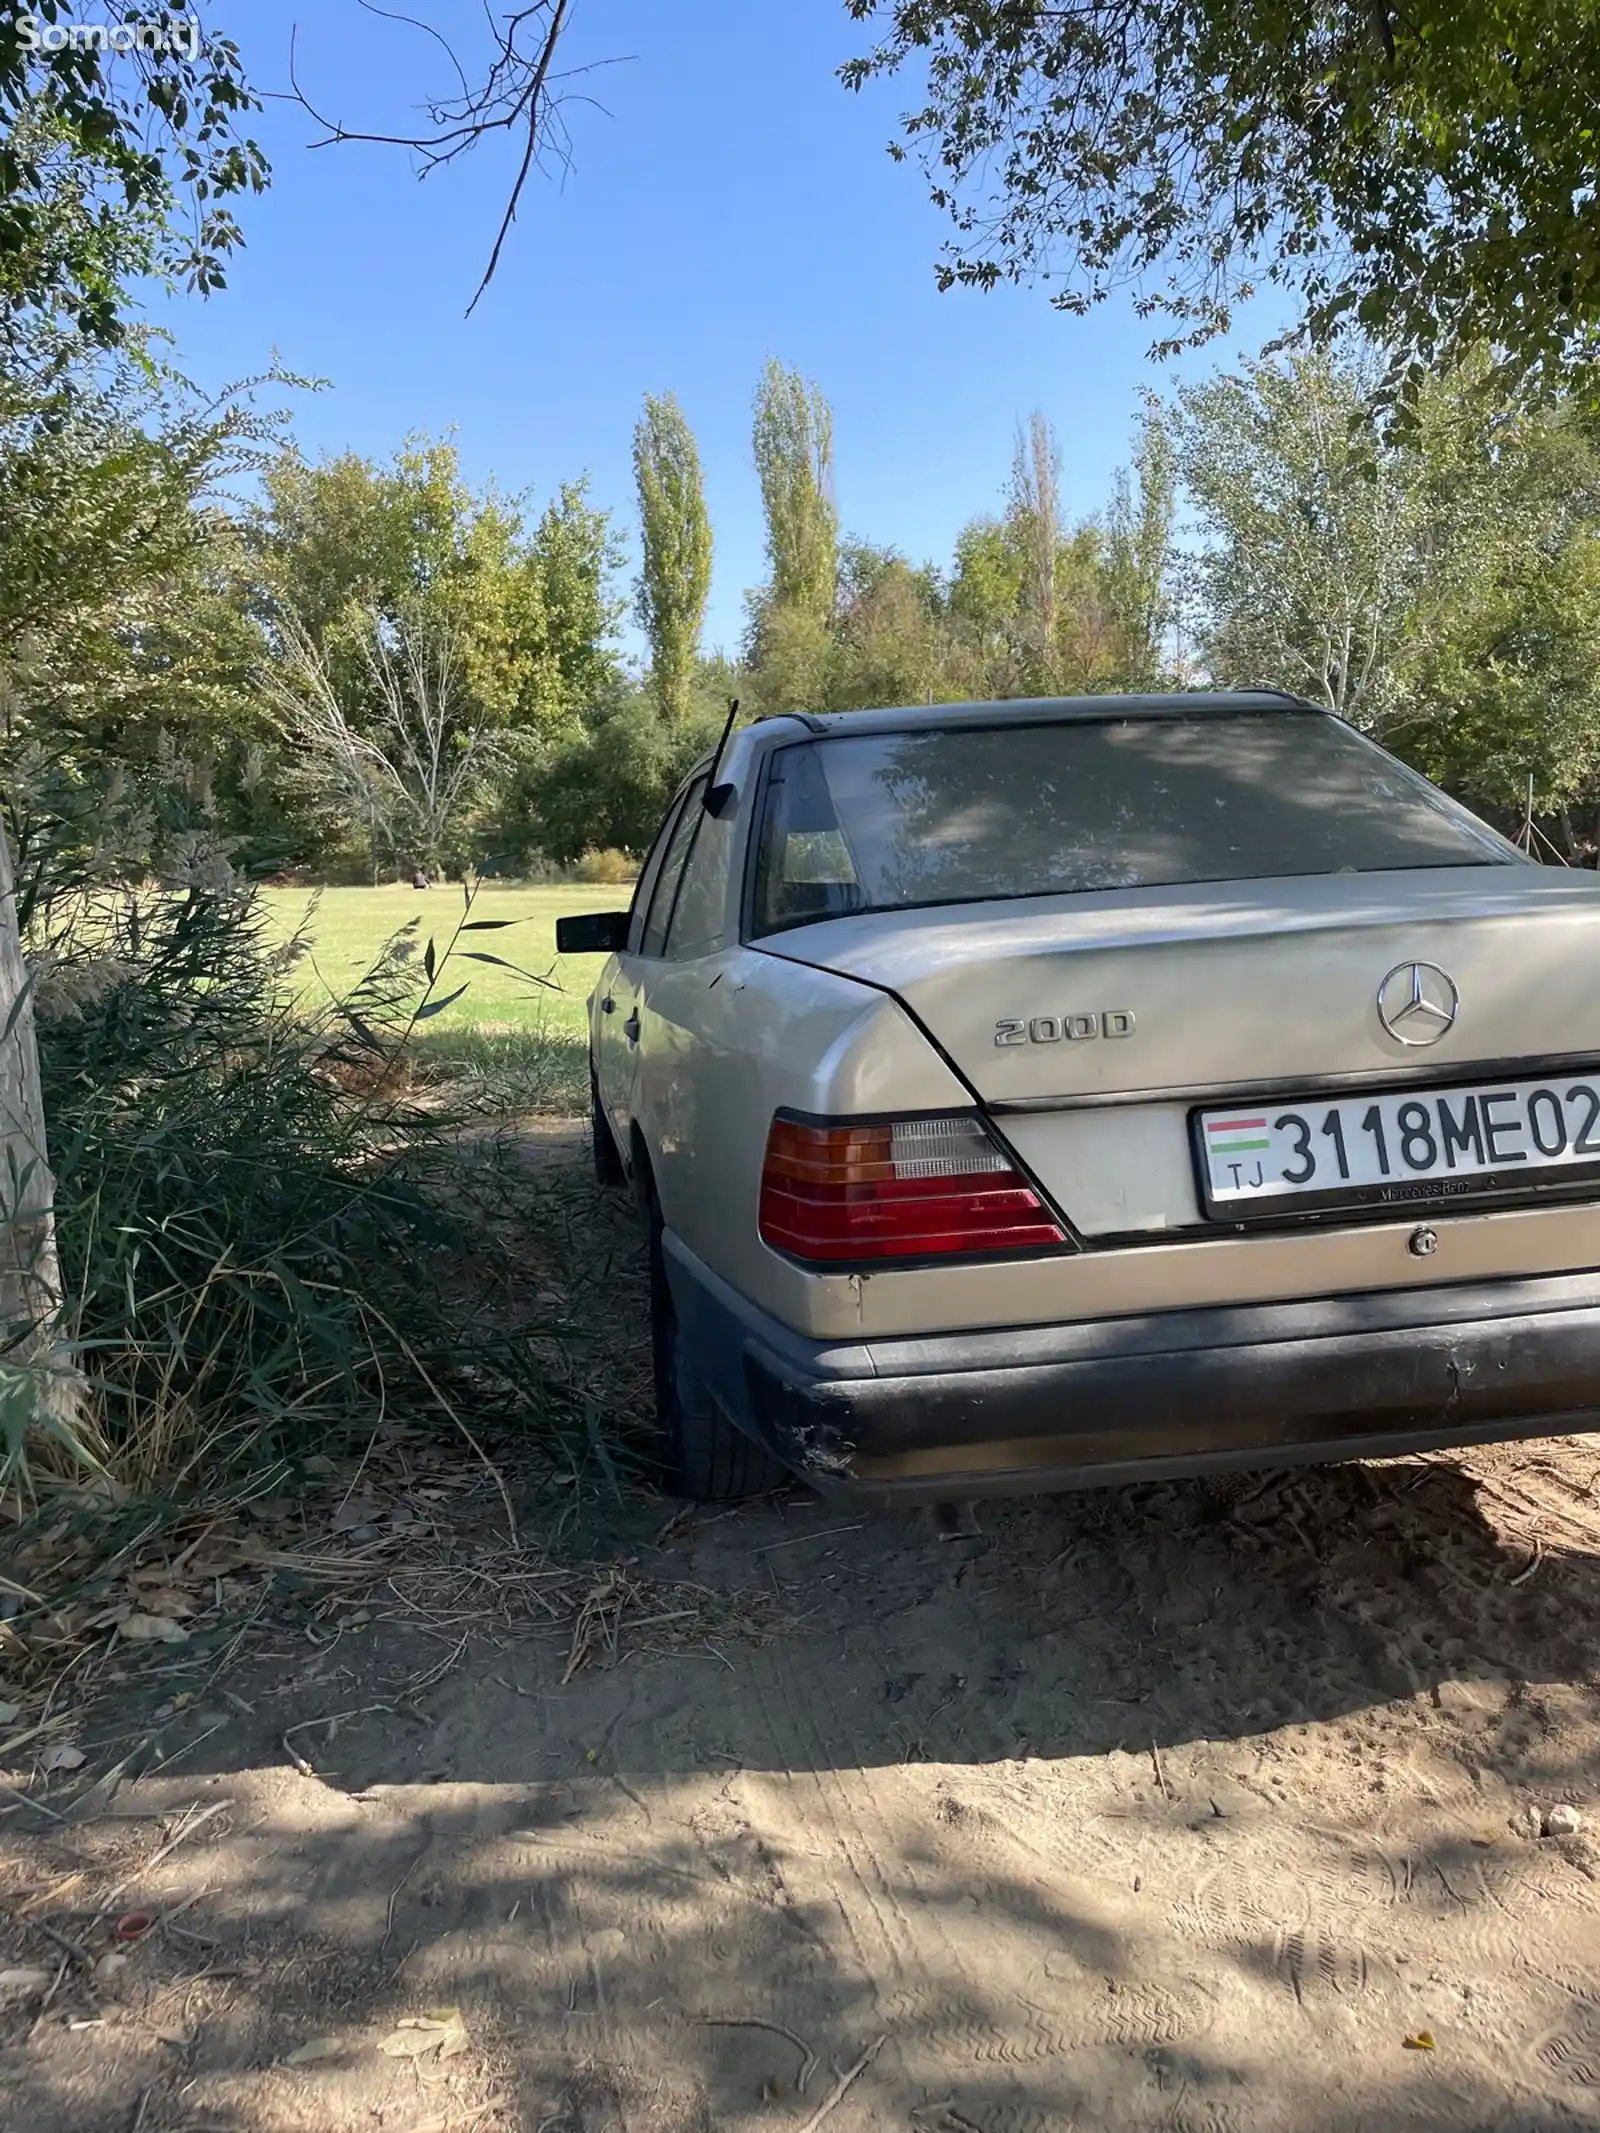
0, 817, 75, 1443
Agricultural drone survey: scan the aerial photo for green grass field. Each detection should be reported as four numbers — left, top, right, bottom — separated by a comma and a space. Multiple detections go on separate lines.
262, 883, 631, 1110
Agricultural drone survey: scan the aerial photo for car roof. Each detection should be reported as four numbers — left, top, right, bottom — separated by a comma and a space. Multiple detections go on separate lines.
758, 688, 1319, 742
700, 690, 1325, 792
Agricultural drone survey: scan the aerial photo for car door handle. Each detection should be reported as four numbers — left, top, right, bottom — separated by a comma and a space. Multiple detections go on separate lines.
600, 995, 615, 1014
624, 1011, 641, 1046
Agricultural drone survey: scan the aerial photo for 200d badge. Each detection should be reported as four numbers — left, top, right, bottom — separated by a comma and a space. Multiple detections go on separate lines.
995, 1011, 1136, 1046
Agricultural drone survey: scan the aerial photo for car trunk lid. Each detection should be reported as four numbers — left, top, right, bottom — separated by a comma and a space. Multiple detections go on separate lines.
757, 867, 1600, 1104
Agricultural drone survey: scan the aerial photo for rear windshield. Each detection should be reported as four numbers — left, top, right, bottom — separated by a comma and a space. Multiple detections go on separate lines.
751, 712, 1518, 934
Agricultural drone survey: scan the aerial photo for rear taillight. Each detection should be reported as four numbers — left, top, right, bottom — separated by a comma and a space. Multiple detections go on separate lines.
758, 1113, 1066, 1265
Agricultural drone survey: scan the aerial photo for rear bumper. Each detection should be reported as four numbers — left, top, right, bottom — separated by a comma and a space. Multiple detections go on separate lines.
663, 1233, 1600, 1504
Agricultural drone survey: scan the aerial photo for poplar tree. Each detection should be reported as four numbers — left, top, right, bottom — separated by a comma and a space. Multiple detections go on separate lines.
1105, 406, 1177, 688
632, 393, 713, 727
752, 360, 838, 624
1005, 410, 1062, 685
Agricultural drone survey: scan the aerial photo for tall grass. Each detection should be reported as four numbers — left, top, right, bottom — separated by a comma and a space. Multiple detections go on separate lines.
35, 885, 468, 1487
5, 765, 542, 1501
410, 1021, 590, 1116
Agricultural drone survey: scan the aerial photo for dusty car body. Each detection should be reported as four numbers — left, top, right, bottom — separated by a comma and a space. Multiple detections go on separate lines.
559, 693, 1600, 1503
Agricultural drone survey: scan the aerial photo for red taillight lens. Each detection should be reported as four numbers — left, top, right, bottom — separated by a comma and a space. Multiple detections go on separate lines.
758, 1114, 1066, 1265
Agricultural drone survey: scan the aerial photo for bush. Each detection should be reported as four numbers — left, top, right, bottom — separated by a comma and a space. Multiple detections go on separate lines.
9, 765, 473, 1494
574, 847, 638, 885
488, 685, 729, 869
31, 880, 461, 1490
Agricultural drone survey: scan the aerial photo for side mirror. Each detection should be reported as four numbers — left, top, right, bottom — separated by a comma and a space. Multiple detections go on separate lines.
556, 910, 630, 955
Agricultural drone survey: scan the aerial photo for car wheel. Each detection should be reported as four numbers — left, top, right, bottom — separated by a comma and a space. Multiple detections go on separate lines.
647, 1192, 786, 1502
590, 1066, 625, 1187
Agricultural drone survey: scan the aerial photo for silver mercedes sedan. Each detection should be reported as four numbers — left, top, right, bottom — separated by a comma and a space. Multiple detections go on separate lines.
558, 692, 1600, 1504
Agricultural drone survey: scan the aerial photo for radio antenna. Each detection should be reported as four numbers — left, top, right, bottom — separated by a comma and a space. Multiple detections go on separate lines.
703, 698, 740, 815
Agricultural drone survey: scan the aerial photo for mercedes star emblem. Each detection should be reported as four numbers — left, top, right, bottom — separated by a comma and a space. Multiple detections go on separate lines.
1376, 961, 1459, 1047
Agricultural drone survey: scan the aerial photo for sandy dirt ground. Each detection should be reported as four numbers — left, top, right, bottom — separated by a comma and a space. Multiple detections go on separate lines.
4, 1127, 1600, 2133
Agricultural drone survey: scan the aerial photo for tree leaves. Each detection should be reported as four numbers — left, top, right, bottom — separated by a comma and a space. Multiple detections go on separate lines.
2, 23, 269, 350
848, 2, 1600, 393
117, 1612, 190, 1645
283, 2035, 345, 2068
377, 2007, 471, 2060
1171, 345, 1600, 819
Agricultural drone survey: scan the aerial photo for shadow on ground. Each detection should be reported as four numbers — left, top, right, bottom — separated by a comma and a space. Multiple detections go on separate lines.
6, 1149, 1600, 2130
6, 1438, 1600, 2132
270, 1445, 1600, 1782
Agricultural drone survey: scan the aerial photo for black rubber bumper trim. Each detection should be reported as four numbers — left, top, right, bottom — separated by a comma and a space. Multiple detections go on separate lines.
745, 1405, 1600, 1505
743, 1313, 1600, 1503
660, 1233, 1600, 1506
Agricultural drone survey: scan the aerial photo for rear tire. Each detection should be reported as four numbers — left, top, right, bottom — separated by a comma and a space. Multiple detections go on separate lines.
590, 1066, 625, 1187
648, 1192, 786, 1502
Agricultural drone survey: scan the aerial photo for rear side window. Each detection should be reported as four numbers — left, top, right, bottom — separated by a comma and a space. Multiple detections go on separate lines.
640, 777, 708, 956
666, 802, 733, 959
751, 713, 1519, 934
627, 790, 689, 950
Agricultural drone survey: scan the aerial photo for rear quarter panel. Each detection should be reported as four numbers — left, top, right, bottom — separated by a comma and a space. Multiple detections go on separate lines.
636, 944, 968, 1322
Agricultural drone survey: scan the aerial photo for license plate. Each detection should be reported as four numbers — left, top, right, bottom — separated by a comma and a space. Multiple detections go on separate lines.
1195, 1072, 1600, 1217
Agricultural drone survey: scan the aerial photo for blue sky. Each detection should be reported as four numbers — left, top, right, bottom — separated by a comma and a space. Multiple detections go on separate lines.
155, 1, 1285, 660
